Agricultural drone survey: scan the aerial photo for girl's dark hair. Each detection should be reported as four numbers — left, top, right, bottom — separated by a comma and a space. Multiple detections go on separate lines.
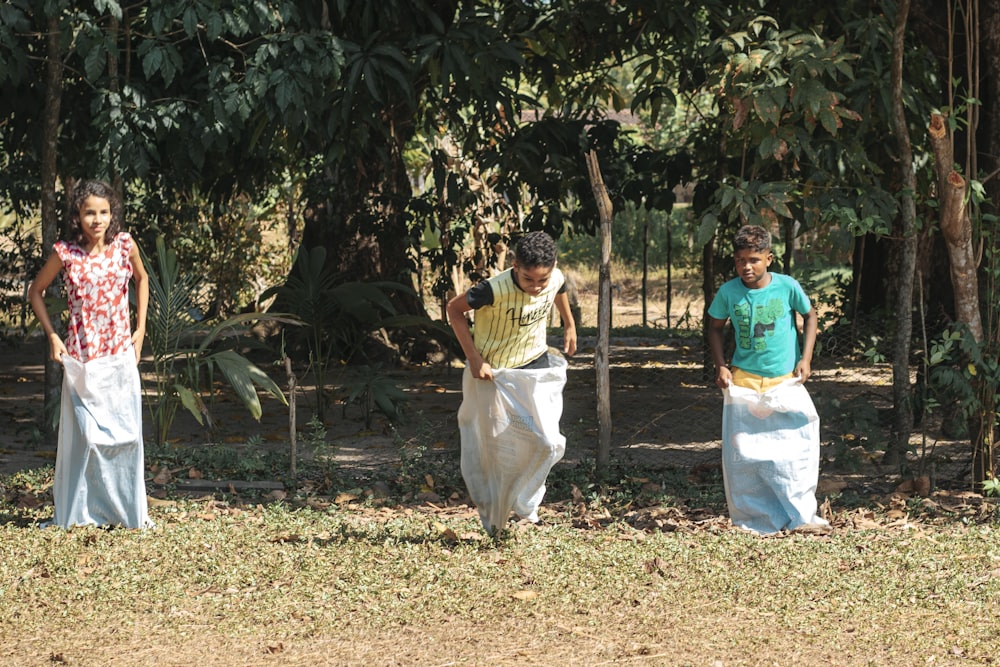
513, 231, 558, 268
733, 225, 771, 253
67, 180, 122, 246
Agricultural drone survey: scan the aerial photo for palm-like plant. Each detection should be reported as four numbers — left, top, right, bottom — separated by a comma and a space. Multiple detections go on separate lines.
144, 237, 293, 445
262, 245, 450, 422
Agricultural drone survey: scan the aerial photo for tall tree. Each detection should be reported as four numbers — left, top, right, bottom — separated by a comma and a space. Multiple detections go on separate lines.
888, 0, 919, 465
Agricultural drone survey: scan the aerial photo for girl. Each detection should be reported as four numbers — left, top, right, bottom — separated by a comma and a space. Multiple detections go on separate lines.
28, 179, 152, 529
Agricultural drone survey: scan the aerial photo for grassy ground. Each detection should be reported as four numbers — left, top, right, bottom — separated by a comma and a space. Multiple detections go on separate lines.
2, 262, 998, 665
1, 468, 998, 667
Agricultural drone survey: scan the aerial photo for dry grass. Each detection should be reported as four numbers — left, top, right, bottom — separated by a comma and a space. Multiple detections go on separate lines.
0, 485, 998, 666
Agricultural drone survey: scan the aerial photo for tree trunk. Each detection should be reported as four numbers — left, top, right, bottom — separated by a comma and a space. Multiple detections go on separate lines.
928, 113, 983, 342
701, 236, 717, 379
887, 0, 918, 468
586, 150, 613, 474
40, 14, 64, 440
973, 0, 1000, 483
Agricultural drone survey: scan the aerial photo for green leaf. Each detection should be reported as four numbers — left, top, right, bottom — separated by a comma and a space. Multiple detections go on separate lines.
84, 44, 107, 81
209, 349, 288, 422
176, 385, 204, 425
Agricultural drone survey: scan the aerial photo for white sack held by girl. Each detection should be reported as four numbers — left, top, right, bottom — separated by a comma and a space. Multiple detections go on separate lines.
722, 378, 827, 534
459, 353, 567, 535
53, 351, 151, 529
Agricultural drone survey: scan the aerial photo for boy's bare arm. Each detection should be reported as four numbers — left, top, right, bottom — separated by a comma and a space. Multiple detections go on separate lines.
445, 293, 492, 380
707, 316, 732, 388
553, 292, 577, 356
795, 308, 818, 382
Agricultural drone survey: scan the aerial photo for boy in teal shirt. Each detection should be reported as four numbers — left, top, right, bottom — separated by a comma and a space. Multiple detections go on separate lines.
707, 225, 828, 534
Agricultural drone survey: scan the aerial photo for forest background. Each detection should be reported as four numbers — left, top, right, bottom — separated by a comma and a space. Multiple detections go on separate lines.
2, 0, 1000, 493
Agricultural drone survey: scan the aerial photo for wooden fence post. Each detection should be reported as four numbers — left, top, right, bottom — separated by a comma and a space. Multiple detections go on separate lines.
585, 150, 613, 472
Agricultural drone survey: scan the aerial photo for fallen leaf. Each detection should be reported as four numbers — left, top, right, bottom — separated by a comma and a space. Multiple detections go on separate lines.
643, 557, 669, 576
269, 532, 301, 543
188, 468, 204, 479
816, 478, 848, 495
510, 590, 538, 601
17, 494, 40, 509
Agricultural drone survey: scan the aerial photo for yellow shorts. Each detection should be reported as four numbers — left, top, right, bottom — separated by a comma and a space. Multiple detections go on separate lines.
731, 368, 795, 393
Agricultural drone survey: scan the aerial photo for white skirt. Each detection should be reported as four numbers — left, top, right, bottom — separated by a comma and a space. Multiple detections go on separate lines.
52, 351, 151, 529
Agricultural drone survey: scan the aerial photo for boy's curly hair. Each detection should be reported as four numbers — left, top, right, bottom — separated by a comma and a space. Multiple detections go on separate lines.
67, 180, 123, 246
733, 225, 771, 253
513, 231, 558, 268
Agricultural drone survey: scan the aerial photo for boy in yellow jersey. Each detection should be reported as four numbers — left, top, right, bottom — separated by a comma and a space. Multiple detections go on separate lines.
447, 231, 577, 535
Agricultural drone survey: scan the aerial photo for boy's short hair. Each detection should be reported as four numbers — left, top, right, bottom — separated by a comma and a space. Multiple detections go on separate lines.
513, 231, 558, 268
733, 225, 771, 253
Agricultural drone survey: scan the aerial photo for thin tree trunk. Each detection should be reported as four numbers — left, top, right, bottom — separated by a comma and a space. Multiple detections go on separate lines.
40, 15, 64, 440
888, 0, 918, 468
978, 0, 1000, 483
642, 207, 649, 327
586, 150, 613, 473
665, 219, 673, 328
928, 113, 983, 341
285, 357, 298, 484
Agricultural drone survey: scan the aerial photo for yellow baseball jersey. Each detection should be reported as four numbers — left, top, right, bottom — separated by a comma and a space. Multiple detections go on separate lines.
470, 267, 564, 369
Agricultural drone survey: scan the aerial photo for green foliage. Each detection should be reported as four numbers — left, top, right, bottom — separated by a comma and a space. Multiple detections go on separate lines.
924, 326, 989, 425
0, 207, 43, 340
144, 237, 290, 445
136, 188, 291, 317
559, 202, 699, 271
819, 396, 887, 471
301, 415, 337, 480
392, 412, 462, 497
262, 245, 437, 422
344, 365, 409, 429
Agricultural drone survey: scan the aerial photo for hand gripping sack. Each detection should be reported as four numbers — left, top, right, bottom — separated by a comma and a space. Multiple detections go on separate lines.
459, 353, 567, 535
722, 378, 827, 534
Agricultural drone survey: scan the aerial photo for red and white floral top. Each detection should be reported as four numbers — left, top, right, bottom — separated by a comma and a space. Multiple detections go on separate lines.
55, 232, 135, 362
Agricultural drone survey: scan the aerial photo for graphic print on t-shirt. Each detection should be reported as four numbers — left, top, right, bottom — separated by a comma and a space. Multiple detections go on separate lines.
733, 299, 785, 352
506, 301, 552, 328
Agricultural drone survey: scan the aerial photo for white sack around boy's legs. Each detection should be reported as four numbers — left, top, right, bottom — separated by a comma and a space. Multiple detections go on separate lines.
53, 351, 151, 529
721, 378, 827, 534
459, 353, 567, 535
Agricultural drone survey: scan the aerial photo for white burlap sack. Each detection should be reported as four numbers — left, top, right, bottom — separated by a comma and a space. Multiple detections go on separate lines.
722, 378, 827, 534
53, 351, 151, 529
459, 353, 567, 535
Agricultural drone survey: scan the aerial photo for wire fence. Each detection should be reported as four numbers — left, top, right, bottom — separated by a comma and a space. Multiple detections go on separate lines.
553, 300, 976, 490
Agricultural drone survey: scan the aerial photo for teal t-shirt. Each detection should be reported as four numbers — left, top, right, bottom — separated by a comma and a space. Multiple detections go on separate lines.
707, 273, 811, 378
